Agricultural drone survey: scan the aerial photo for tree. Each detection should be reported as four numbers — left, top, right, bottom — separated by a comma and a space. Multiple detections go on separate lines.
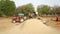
37, 5, 50, 15
0, 0, 16, 16
51, 6, 60, 15
16, 3, 34, 16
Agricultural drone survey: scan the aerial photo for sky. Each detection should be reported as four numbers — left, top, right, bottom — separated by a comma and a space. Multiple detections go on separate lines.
13, 0, 60, 10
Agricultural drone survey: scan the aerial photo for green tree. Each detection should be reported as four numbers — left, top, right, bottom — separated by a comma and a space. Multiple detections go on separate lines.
16, 3, 34, 15
0, 0, 16, 16
37, 5, 50, 15
0, 0, 5, 16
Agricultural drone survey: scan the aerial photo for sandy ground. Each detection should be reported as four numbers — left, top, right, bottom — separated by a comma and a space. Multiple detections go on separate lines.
0, 18, 60, 34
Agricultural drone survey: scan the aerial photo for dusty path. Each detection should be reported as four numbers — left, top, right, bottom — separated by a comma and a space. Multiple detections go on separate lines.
0, 18, 60, 34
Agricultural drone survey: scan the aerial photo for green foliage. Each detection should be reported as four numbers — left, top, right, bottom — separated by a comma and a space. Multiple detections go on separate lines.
37, 5, 50, 15
16, 3, 34, 15
0, 0, 16, 16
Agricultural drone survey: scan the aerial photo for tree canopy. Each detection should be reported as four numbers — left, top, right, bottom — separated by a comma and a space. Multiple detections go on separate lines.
0, 0, 16, 16
51, 6, 60, 15
16, 3, 34, 16
37, 5, 50, 15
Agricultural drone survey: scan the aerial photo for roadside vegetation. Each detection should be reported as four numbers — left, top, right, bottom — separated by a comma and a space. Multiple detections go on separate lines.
0, 0, 60, 17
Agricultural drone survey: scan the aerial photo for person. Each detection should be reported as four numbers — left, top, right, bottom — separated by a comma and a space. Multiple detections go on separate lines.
56, 15, 58, 21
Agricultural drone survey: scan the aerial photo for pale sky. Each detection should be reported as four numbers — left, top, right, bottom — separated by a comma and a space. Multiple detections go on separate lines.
13, 0, 60, 10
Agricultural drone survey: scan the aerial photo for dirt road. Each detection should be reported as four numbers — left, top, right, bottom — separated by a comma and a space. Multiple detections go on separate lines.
0, 18, 60, 34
